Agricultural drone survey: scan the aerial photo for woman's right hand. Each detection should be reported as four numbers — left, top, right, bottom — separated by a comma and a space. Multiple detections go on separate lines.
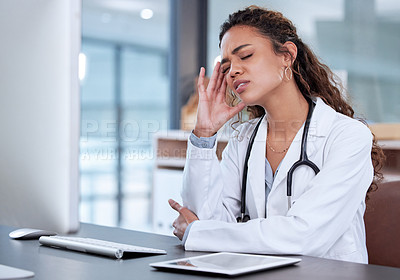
193, 62, 246, 137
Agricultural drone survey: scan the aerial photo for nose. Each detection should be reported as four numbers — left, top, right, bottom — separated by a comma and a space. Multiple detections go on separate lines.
229, 62, 243, 78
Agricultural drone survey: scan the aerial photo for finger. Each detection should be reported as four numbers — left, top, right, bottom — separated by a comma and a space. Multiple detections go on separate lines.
174, 226, 183, 240
178, 207, 199, 224
197, 67, 206, 93
214, 67, 224, 91
228, 102, 246, 119
168, 199, 183, 212
207, 62, 221, 92
216, 76, 228, 103
219, 75, 228, 94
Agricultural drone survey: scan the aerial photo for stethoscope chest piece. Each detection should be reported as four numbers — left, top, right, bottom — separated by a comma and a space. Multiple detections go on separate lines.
236, 213, 250, 223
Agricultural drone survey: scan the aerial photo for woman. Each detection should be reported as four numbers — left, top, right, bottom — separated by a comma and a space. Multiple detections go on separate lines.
169, 6, 384, 263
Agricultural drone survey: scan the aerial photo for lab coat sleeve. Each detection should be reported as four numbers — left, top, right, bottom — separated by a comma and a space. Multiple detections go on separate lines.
181, 134, 243, 223
184, 121, 374, 257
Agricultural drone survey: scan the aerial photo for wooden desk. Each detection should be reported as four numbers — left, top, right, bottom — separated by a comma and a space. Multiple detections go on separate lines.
1, 223, 400, 279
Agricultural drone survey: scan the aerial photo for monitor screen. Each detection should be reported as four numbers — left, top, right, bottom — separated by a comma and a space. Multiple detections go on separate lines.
0, 0, 81, 233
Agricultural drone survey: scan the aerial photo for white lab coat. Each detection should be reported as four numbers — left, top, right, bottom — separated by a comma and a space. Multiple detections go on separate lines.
181, 97, 373, 263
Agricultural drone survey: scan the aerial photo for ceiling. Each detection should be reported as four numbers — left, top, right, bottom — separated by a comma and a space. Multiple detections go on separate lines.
82, 0, 169, 49
82, 0, 400, 52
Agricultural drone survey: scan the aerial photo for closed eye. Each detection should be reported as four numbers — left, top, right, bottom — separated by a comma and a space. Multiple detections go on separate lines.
241, 54, 253, 60
221, 53, 252, 74
221, 65, 230, 74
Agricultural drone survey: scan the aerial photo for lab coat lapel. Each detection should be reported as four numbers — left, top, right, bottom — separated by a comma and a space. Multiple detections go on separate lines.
246, 116, 267, 218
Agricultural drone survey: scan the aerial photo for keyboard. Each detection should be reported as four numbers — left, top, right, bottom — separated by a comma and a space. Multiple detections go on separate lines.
39, 236, 167, 259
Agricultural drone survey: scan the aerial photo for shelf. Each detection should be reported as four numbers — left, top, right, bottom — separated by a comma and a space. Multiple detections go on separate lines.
154, 130, 228, 169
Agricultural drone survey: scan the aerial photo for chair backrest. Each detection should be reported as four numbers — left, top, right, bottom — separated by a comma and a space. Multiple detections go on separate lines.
364, 180, 400, 268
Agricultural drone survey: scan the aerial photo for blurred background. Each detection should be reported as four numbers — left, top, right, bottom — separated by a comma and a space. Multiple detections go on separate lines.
79, 0, 400, 234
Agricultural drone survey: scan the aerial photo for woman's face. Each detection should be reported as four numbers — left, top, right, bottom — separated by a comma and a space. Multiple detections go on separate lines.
220, 26, 286, 106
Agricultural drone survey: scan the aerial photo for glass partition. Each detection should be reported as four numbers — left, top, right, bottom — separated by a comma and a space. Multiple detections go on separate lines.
80, 0, 170, 231
208, 0, 400, 122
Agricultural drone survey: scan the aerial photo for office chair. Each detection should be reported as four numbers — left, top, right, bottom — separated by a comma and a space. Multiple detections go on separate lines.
364, 180, 400, 268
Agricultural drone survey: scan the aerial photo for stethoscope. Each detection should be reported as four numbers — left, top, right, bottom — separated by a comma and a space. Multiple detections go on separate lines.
237, 99, 320, 223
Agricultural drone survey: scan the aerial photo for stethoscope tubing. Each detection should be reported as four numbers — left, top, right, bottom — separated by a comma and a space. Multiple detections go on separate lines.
287, 100, 320, 197
238, 99, 320, 222
239, 115, 265, 222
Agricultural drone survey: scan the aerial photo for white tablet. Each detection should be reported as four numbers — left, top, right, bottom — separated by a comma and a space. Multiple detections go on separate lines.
0, 264, 34, 279
150, 252, 301, 276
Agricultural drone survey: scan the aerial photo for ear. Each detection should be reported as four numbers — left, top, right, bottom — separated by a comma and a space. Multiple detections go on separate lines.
282, 41, 297, 66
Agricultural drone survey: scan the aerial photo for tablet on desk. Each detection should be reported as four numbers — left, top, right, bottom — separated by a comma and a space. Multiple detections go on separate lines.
150, 252, 301, 276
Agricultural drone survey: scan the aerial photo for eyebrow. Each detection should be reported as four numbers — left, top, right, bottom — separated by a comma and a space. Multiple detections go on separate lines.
220, 44, 252, 65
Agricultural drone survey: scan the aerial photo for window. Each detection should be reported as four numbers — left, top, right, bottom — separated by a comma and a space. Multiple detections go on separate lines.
80, 0, 170, 231
208, 0, 400, 122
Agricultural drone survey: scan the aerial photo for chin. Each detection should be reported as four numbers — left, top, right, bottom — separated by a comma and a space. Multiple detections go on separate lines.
238, 94, 262, 107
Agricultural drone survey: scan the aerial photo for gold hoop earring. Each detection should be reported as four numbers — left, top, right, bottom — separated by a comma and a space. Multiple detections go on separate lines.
284, 66, 293, 80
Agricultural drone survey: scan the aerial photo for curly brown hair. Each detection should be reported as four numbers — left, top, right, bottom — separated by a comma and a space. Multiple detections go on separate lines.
219, 6, 385, 194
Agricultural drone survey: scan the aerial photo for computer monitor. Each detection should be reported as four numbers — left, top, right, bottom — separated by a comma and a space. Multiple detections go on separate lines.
0, 0, 81, 233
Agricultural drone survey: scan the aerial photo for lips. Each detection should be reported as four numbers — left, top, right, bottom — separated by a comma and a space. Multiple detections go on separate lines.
233, 79, 250, 94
